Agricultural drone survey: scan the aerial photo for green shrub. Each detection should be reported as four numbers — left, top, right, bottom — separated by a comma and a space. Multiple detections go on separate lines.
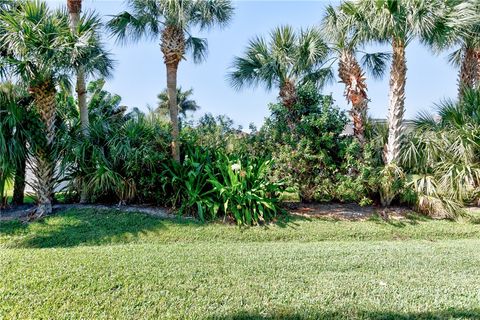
163, 146, 284, 225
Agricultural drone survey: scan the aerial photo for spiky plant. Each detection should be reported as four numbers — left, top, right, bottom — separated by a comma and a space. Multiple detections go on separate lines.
401, 89, 480, 217
108, 0, 234, 162
0, 82, 34, 207
0, 1, 113, 217
228, 25, 332, 113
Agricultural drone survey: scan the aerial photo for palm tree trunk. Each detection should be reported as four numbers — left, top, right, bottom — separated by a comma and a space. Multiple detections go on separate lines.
458, 46, 477, 100
67, 0, 88, 134
68, 0, 89, 202
475, 48, 480, 89
338, 50, 368, 145
166, 63, 181, 162
12, 151, 26, 206
279, 80, 298, 130
385, 39, 407, 165
30, 80, 57, 217
161, 25, 185, 163
279, 80, 297, 109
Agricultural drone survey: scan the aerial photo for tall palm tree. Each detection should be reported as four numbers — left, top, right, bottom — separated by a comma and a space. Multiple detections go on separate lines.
157, 87, 200, 118
0, 1, 113, 217
108, 0, 234, 162
228, 25, 332, 112
345, 0, 442, 165
322, 5, 390, 145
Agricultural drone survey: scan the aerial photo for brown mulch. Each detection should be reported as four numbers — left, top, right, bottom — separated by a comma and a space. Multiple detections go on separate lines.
283, 202, 415, 221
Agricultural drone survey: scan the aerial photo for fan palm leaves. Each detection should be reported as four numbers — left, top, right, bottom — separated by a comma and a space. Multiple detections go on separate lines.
0, 83, 33, 207
228, 25, 333, 112
157, 87, 200, 118
421, 0, 479, 99
108, 0, 234, 162
401, 89, 480, 217
0, 0, 113, 216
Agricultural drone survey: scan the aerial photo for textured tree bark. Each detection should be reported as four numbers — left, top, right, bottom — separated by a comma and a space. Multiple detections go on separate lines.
338, 50, 368, 145
385, 39, 407, 165
279, 80, 297, 109
166, 63, 181, 162
458, 47, 477, 100
475, 48, 480, 89
30, 81, 57, 217
161, 26, 185, 163
12, 150, 26, 206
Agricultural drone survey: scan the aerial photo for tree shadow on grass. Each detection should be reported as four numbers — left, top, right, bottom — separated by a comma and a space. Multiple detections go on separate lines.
207, 308, 480, 320
367, 212, 433, 228
0, 208, 199, 249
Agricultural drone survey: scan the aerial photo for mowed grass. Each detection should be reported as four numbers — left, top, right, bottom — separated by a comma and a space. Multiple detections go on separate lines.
1, 209, 480, 319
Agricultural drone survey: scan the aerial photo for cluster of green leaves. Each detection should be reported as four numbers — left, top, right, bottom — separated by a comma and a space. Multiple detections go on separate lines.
163, 145, 284, 225
250, 82, 381, 204
58, 80, 171, 204
399, 89, 480, 217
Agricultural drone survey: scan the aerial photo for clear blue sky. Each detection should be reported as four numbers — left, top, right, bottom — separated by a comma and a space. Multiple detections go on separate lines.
47, 0, 459, 129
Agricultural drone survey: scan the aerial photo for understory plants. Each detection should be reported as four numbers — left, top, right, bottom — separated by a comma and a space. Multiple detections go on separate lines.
163, 145, 285, 225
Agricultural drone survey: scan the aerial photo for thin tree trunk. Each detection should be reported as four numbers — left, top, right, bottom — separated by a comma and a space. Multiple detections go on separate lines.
475, 48, 480, 89
30, 81, 57, 217
167, 63, 181, 162
385, 39, 407, 165
12, 151, 26, 206
458, 46, 477, 100
68, 0, 89, 202
338, 50, 368, 145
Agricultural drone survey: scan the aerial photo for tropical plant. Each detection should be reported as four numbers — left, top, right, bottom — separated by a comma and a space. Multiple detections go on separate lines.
157, 87, 200, 118
0, 83, 35, 207
423, 0, 479, 99
0, 1, 113, 216
162, 145, 284, 225
400, 89, 480, 217
321, 4, 390, 145
342, 0, 442, 167
264, 83, 349, 202
108, 0, 234, 162
228, 25, 332, 117
59, 82, 171, 204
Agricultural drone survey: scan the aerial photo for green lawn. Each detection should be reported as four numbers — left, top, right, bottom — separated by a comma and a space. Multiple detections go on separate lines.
1, 209, 480, 319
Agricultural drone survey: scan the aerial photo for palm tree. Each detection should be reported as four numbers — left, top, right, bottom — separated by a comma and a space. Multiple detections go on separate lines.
344, 0, 442, 166
157, 87, 200, 118
108, 0, 234, 162
424, 0, 479, 99
228, 25, 332, 112
0, 1, 113, 217
322, 5, 390, 145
